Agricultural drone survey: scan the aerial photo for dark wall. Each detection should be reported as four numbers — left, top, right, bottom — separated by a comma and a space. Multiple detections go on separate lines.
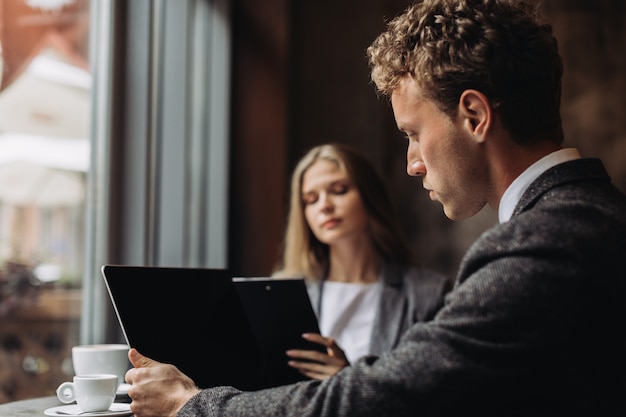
229, 0, 290, 276
229, 0, 626, 279
545, 0, 626, 191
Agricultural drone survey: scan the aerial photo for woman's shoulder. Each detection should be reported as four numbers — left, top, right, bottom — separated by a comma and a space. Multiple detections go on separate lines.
386, 262, 452, 293
381, 262, 452, 322
388, 261, 448, 281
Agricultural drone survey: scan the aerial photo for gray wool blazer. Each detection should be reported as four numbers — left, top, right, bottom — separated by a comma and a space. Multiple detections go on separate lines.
181, 158, 626, 417
305, 262, 451, 356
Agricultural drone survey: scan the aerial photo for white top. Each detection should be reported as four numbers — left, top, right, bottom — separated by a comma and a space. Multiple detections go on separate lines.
318, 280, 382, 364
498, 148, 581, 223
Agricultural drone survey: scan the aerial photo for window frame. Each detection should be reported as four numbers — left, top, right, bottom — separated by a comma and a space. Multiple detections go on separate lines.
82, 0, 231, 344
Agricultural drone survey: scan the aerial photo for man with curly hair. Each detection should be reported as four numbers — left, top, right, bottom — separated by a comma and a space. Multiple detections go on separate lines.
125, 1, 626, 416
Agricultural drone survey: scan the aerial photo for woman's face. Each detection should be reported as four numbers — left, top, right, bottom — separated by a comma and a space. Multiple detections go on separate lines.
301, 159, 370, 247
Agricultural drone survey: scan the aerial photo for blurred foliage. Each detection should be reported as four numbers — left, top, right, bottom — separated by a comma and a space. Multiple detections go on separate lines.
0, 260, 40, 317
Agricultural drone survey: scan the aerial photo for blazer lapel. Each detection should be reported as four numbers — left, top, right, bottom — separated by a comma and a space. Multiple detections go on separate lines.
514, 158, 608, 217
369, 263, 406, 356
305, 280, 322, 319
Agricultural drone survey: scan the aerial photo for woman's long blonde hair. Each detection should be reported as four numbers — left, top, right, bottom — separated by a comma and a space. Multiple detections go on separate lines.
273, 143, 414, 281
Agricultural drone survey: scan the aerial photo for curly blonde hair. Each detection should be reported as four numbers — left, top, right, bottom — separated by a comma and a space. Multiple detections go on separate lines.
367, 0, 564, 145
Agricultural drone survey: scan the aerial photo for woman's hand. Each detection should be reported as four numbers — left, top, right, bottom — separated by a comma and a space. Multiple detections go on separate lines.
125, 348, 201, 417
286, 333, 349, 380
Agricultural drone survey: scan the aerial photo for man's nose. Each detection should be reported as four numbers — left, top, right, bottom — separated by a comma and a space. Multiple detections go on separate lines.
406, 141, 425, 176
407, 147, 426, 176
407, 159, 426, 177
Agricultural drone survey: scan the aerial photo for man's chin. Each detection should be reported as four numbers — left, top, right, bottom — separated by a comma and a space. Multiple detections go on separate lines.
443, 203, 486, 221
442, 207, 461, 221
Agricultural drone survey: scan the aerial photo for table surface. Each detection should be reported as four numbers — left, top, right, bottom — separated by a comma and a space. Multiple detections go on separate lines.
0, 394, 132, 417
0, 396, 65, 416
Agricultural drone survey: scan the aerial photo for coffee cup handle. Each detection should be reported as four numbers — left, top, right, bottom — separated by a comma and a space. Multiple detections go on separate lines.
56, 382, 77, 404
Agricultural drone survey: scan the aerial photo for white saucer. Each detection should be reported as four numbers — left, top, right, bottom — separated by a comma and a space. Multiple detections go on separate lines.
116, 383, 131, 396
44, 403, 132, 416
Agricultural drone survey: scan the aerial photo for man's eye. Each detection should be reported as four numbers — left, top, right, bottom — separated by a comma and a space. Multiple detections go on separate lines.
403, 131, 417, 141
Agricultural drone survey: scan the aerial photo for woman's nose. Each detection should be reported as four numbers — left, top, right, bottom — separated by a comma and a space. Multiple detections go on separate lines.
319, 193, 334, 211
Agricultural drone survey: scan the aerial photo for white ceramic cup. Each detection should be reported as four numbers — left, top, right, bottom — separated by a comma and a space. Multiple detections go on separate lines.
72, 344, 130, 388
56, 374, 118, 412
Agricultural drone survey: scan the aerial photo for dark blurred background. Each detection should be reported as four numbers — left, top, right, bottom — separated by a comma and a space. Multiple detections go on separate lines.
228, 0, 626, 280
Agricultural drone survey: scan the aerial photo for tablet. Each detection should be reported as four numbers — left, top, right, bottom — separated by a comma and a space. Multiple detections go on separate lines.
102, 265, 322, 390
232, 277, 325, 387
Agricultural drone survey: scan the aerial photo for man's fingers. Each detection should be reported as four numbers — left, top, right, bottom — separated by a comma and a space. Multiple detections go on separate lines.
128, 348, 159, 368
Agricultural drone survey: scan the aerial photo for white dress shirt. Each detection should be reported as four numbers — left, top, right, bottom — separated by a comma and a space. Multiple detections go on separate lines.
498, 148, 581, 223
318, 280, 382, 364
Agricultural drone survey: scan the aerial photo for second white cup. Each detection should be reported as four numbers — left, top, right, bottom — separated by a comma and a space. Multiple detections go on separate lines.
56, 374, 118, 412
72, 344, 130, 388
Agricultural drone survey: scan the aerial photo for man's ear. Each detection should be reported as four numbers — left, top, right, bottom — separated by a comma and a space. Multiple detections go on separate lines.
458, 89, 492, 143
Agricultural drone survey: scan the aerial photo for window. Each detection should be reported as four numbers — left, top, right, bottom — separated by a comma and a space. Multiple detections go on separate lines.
0, 0, 90, 402
0, 0, 230, 403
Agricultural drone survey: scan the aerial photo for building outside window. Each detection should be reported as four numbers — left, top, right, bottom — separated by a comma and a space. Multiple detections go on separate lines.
0, 0, 90, 403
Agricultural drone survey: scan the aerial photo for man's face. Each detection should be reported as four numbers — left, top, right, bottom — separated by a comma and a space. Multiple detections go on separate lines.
391, 77, 488, 220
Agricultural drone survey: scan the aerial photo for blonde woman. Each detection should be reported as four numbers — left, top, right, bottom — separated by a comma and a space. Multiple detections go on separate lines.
274, 143, 451, 380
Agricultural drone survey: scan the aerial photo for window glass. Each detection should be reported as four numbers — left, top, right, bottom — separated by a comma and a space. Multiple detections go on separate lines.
0, 0, 90, 402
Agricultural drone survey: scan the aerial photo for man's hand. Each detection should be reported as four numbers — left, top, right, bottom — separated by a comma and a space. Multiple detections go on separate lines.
125, 348, 201, 417
286, 333, 349, 380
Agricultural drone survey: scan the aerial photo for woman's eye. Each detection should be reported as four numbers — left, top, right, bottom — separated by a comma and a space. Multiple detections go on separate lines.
302, 195, 317, 205
331, 184, 349, 195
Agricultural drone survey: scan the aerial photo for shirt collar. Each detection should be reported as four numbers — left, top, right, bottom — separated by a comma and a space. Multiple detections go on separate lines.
498, 148, 581, 223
